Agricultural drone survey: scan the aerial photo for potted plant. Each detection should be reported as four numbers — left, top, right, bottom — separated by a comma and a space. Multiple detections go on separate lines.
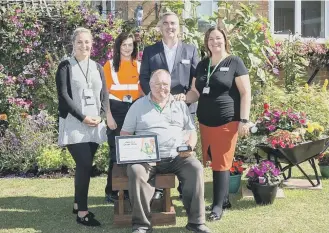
246, 160, 281, 205
229, 159, 244, 193
318, 152, 329, 178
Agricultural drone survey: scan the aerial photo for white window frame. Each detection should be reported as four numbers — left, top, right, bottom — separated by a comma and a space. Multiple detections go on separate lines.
269, 0, 329, 43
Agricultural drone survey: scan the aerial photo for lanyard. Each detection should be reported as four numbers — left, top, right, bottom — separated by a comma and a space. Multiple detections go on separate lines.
75, 57, 90, 87
206, 58, 222, 87
153, 102, 163, 113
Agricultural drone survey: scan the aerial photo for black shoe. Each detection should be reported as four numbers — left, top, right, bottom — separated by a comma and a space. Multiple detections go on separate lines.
207, 211, 223, 221
152, 190, 163, 200
205, 201, 232, 212
186, 223, 211, 233
72, 208, 95, 218
223, 200, 232, 209
76, 213, 101, 226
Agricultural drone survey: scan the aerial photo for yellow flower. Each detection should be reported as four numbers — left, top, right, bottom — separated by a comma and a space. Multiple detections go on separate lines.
0, 114, 7, 121
322, 79, 328, 92
304, 83, 309, 90
307, 126, 314, 133
320, 126, 324, 132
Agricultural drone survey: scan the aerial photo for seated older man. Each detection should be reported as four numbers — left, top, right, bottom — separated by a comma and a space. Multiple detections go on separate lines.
120, 69, 211, 233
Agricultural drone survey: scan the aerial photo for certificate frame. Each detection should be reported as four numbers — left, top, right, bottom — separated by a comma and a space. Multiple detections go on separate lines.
115, 135, 160, 164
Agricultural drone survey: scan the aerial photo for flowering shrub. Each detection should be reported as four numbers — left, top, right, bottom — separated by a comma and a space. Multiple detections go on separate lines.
230, 159, 244, 176
252, 102, 327, 149
246, 160, 281, 185
267, 129, 302, 149
0, 111, 56, 172
256, 103, 307, 134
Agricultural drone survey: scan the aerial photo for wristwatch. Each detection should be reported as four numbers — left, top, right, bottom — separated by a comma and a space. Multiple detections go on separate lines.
240, 119, 249, 123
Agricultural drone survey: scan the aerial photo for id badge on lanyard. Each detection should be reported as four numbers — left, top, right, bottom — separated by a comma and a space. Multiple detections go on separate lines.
75, 57, 96, 106
123, 95, 132, 103
204, 59, 220, 95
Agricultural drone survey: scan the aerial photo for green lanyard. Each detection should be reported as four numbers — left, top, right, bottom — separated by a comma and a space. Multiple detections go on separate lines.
206, 58, 222, 87
153, 102, 163, 113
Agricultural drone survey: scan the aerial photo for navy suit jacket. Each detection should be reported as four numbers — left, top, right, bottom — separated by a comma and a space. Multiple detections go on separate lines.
140, 41, 199, 95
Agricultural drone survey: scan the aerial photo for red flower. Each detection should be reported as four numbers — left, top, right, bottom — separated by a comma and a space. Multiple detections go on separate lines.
264, 103, 270, 110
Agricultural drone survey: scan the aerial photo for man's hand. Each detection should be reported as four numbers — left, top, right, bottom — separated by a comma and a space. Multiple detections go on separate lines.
173, 93, 186, 102
179, 151, 195, 158
107, 115, 117, 130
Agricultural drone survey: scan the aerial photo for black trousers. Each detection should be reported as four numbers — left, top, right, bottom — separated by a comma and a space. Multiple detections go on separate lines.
67, 142, 99, 211
105, 99, 130, 195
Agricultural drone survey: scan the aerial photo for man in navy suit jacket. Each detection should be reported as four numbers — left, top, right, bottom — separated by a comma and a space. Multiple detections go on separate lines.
139, 12, 199, 97
139, 11, 200, 202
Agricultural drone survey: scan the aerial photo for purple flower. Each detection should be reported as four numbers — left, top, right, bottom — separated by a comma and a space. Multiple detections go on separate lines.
267, 125, 276, 131
24, 78, 35, 86
99, 32, 113, 42
272, 67, 279, 75
246, 169, 254, 178
271, 168, 280, 176
273, 111, 281, 118
253, 167, 264, 177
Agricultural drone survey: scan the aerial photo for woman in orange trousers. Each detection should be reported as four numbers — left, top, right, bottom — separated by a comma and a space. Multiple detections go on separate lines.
186, 25, 251, 221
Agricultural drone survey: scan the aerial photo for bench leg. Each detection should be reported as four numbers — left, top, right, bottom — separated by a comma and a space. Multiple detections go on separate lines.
163, 188, 171, 212
119, 189, 124, 215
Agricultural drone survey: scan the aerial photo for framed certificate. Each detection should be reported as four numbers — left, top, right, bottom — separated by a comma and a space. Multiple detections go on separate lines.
115, 135, 160, 164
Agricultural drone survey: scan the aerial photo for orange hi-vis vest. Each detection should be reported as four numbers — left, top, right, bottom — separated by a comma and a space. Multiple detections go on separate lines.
103, 59, 141, 101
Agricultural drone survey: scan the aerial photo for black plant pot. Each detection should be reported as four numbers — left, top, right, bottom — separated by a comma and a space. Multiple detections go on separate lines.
248, 182, 278, 205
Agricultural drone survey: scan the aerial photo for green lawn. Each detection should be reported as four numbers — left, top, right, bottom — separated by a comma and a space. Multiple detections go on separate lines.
0, 164, 328, 233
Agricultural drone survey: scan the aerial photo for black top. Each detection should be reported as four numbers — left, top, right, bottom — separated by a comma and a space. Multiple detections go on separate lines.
55, 59, 109, 122
195, 55, 248, 127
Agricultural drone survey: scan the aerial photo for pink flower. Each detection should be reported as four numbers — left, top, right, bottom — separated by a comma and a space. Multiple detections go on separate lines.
259, 176, 266, 184
267, 125, 276, 131
24, 47, 32, 54
299, 119, 306, 125
279, 141, 286, 148
24, 78, 34, 86
138, 51, 143, 61
271, 139, 278, 147
4, 76, 15, 85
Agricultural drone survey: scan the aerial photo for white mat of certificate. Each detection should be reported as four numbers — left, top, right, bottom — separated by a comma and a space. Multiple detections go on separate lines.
115, 135, 160, 164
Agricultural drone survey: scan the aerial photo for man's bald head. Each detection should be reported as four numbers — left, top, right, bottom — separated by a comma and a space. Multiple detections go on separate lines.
150, 69, 171, 84
149, 69, 171, 101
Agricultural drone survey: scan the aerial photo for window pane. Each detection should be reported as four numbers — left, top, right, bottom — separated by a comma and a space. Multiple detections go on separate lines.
196, 1, 213, 18
274, 1, 295, 34
302, 1, 325, 38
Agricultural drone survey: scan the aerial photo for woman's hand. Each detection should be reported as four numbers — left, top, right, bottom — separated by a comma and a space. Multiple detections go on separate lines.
173, 93, 186, 102
107, 115, 117, 130
238, 122, 250, 138
83, 116, 99, 127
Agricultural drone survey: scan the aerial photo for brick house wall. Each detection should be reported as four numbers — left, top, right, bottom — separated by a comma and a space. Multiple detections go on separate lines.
110, 0, 328, 82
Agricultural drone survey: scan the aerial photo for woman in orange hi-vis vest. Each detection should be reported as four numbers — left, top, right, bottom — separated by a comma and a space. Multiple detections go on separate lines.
103, 32, 144, 203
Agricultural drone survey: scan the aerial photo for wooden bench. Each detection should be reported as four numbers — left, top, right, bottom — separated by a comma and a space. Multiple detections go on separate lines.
112, 163, 176, 226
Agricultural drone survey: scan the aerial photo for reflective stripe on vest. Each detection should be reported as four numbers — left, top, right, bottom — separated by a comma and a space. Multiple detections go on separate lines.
110, 84, 139, 90
109, 60, 141, 89
109, 93, 121, 101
